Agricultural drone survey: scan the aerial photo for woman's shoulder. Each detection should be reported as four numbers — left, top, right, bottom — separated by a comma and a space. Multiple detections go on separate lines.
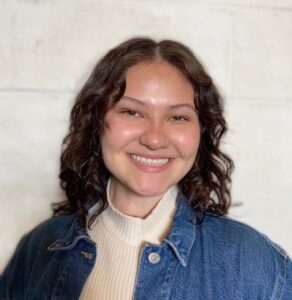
200, 212, 289, 260
190, 212, 292, 297
5, 214, 79, 265
0, 214, 90, 298
177, 195, 290, 261
24, 214, 77, 245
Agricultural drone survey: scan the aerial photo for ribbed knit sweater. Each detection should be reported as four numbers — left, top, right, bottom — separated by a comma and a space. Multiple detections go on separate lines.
79, 180, 178, 300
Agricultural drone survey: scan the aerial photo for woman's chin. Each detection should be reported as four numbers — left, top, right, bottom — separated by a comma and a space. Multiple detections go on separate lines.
131, 183, 171, 199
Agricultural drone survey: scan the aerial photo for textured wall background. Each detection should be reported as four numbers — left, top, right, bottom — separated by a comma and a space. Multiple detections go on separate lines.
0, 0, 291, 271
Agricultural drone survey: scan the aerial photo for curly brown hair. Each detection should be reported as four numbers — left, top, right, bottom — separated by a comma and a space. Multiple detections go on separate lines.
53, 37, 234, 228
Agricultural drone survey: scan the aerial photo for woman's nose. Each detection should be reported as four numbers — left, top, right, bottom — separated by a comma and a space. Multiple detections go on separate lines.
139, 122, 170, 150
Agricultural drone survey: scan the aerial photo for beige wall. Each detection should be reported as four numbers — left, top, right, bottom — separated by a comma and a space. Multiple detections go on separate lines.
1, 0, 291, 271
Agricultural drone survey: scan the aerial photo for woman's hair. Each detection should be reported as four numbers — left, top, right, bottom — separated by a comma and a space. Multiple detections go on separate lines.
53, 37, 234, 228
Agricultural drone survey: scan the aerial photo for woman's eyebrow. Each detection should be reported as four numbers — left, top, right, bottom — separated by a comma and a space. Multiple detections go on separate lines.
122, 96, 146, 106
121, 96, 196, 112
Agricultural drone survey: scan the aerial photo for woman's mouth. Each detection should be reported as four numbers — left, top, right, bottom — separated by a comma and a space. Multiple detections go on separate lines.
130, 154, 170, 167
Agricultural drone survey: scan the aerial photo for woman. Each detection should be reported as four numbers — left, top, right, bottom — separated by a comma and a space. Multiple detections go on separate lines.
1, 38, 291, 299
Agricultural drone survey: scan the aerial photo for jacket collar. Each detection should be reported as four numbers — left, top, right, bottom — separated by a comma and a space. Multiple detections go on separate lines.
48, 194, 199, 266
47, 217, 95, 251
163, 194, 198, 267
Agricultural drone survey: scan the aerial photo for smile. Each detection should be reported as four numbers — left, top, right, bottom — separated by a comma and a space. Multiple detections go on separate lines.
130, 154, 170, 167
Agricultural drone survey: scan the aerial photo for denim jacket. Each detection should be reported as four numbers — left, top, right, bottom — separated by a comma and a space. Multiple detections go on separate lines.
1, 195, 292, 300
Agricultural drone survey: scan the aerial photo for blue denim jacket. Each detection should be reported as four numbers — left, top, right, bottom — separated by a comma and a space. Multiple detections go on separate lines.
1, 195, 292, 299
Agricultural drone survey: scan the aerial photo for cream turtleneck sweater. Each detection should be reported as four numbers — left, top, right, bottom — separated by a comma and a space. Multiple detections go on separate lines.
79, 180, 178, 300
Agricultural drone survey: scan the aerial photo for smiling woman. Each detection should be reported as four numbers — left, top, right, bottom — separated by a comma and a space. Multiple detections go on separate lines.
101, 61, 200, 218
0, 38, 291, 300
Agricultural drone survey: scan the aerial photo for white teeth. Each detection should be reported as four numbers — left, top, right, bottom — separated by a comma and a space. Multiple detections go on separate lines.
131, 154, 169, 166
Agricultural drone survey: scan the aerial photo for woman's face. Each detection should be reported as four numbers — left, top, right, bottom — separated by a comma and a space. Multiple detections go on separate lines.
100, 61, 200, 208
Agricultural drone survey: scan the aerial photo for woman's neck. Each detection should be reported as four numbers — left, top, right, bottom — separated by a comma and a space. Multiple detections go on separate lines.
108, 177, 175, 219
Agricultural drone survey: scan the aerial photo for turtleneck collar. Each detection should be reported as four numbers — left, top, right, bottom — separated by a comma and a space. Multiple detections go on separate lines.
99, 178, 178, 247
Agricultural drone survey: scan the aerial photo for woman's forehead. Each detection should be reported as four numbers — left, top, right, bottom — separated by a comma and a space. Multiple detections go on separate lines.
123, 61, 195, 107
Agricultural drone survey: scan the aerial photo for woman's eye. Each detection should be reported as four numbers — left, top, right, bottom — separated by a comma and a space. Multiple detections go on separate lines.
121, 109, 140, 117
171, 115, 189, 121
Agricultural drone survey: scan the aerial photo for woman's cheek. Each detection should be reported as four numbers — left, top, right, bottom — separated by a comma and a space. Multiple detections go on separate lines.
172, 127, 200, 152
105, 117, 143, 145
